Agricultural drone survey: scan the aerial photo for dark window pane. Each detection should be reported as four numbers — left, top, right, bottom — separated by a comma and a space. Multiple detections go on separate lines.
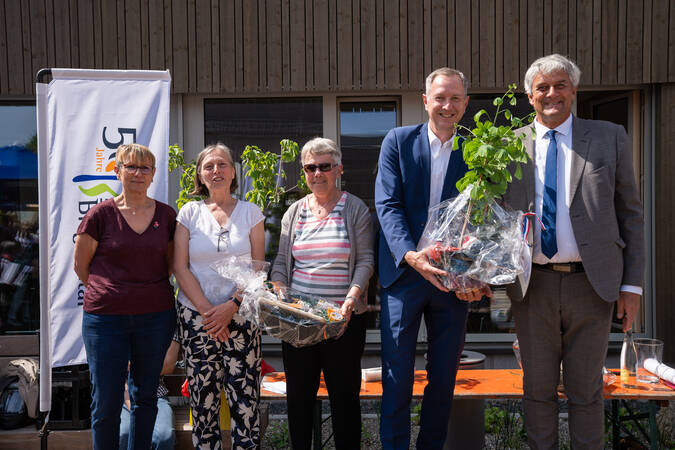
0, 103, 40, 334
204, 97, 323, 189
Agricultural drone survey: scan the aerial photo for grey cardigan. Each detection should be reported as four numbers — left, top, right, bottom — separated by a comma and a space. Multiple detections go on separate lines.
270, 192, 374, 297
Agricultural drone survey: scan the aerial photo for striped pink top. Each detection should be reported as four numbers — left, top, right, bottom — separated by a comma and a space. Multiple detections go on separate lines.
290, 192, 351, 304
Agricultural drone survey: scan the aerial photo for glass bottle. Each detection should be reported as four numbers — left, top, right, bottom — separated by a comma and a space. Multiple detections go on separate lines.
620, 330, 638, 388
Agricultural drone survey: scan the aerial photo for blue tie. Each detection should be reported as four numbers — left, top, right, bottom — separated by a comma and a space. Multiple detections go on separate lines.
541, 130, 558, 259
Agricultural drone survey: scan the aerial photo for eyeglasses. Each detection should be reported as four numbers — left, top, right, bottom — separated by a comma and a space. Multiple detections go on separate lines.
303, 163, 336, 174
217, 228, 229, 252
122, 164, 153, 175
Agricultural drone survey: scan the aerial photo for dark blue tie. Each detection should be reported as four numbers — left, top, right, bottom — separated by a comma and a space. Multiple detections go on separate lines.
541, 130, 558, 259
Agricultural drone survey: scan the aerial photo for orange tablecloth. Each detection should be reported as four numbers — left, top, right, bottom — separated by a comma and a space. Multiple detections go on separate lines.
261, 369, 675, 401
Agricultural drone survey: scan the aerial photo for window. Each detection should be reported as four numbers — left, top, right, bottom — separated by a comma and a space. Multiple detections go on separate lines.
0, 102, 39, 334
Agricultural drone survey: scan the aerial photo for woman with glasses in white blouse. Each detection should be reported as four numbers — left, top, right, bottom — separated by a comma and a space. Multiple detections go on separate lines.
173, 143, 265, 449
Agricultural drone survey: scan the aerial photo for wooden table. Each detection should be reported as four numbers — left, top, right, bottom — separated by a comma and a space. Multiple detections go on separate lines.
262, 369, 675, 449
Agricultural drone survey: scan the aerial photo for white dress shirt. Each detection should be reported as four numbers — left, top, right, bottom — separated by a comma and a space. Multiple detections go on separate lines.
428, 126, 456, 208
532, 114, 641, 295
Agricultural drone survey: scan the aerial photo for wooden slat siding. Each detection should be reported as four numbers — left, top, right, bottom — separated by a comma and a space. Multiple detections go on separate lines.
479, 0, 496, 88
29, 0, 48, 87
494, 0, 503, 87
263, 0, 273, 89
407, 0, 422, 90
550, 0, 568, 55
576, 0, 592, 85
375, 0, 384, 87
503, 0, 519, 86
45, 0, 56, 67
69, 0, 79, 67
281, 0, 290, 90
398, 0, 407, 88
625, 0, 643, 84
654, 84, 675, 364
351, 0, 360, 89
617, 0, 626, 85
116, 0, 126, 67
101, 0, 118, 68
149, 0, 165, 69
518, 0, 527, 84
187, 0, 197, 92
650, 0, 668, 83
527, 0, 543, 72
0, 0, 8, 94
5, 0, 24, 93
220, 0, 236, 93
267, 0, 283, 91
568, 0, 576, 67
92, 0, 102, 68
241, 0, 258, 91
289, 0, 305, 90
171, 0, 187, 92
211, 0, 220, 92
140, 0, 150, 68
642, 0, 651, 82
471, 0, 479, 85
360, 0, 376, 90
335, 0, 350, 88
601, 0, 618, 85
21, 0, 32, 92
383, 0, 399, 88
592, 0, 601, 84
77, 0, 94, 70
195, 1, 212, 92
430, 0, 447, 72
422, 0, 431, 77
670, 0, 675, 82
455, 0, 471, 81
164, 0, 173, 75
543, 0, 551, 55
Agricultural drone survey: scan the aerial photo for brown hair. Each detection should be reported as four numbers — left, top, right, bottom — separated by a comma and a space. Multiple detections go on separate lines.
190, 143, 238, 196
115, 143, 156, 168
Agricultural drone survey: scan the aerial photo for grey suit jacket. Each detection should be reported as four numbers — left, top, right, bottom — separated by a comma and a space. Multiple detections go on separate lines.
503, 116, 644, 303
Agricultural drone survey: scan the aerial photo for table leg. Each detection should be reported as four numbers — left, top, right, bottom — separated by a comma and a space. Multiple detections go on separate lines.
611, 400, 620, 450
313, 399, 322, 450
648, 401, 658, 450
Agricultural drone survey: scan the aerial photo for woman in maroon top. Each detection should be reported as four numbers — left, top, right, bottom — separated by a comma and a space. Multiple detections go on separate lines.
73, 144, 176, 450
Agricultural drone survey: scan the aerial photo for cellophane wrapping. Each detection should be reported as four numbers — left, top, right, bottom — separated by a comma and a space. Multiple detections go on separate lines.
416, 186, 525, 293
209, 256, 346, 347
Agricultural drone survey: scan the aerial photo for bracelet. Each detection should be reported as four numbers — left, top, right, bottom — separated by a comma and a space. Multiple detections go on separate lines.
345, 295, 358, 302
230, 297, 242, 307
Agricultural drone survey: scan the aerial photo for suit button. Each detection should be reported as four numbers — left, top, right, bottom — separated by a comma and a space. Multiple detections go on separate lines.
421, 223, 425, 226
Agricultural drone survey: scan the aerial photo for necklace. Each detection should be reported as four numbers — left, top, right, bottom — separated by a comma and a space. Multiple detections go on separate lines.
312, 192, 340, 215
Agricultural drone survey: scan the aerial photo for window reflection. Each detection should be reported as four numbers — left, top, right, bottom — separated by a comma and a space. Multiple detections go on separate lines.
0, 104, 39, 333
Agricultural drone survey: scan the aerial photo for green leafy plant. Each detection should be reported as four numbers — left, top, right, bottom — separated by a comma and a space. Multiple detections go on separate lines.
168, 144, 202, 211
265, 420, 290, 449
453, 84, 535, 225
484, 402, 527, 449
241, 139, 307, 213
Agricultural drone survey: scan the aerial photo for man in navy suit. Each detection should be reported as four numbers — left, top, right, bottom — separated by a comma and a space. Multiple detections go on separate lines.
375, 68, 487, 449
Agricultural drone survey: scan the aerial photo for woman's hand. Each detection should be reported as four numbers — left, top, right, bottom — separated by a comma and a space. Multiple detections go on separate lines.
340, 296, 358, 323
203, 300, 238, 341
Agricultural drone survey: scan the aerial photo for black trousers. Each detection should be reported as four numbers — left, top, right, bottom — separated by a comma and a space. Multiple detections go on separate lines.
282, 313, 367, 450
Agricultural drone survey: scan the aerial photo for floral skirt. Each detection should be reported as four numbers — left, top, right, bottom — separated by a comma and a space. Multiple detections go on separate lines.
177, 302, 261, 450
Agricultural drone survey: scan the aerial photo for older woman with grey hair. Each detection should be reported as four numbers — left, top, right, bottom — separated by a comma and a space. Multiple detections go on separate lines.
270, 137, 374, 450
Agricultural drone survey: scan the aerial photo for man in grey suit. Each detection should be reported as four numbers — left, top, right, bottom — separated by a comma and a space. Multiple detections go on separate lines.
503, 54, 644, 449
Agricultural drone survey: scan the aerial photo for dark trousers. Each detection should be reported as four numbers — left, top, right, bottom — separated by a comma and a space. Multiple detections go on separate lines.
379, 269, 469, 450
82, 309, 175, 450
511, 266, 613, 450
282, 313, 366, 450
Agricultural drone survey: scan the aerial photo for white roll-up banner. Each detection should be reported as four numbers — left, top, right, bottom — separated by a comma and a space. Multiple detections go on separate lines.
36, 69, 171, 412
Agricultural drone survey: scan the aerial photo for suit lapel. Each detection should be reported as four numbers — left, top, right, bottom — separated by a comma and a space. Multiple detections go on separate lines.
441, 135, 465, 200
419, 123, 431, 213
569, 116, 590, 202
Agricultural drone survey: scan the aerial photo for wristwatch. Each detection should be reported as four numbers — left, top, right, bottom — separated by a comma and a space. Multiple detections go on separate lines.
231, 296, 242, 307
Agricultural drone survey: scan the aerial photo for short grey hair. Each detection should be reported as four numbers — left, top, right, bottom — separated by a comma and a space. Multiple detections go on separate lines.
301, 137, 342, 165
425, 68, 469, 96
524, 54, 581, 94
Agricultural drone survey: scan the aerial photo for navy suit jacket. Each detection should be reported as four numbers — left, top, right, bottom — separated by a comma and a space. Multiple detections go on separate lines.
374, 123, 468, 288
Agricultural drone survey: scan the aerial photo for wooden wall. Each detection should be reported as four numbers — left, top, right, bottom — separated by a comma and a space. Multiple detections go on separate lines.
1, 0, 674, 96
654, 83, 675, 364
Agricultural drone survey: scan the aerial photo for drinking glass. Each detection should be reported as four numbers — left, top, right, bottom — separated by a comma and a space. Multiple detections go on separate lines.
634, 338, 664, 384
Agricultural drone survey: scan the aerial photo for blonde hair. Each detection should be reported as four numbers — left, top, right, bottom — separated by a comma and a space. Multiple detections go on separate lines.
115, 143, 156, 168
191, 143, 238, 196
425, 68, 469, 96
